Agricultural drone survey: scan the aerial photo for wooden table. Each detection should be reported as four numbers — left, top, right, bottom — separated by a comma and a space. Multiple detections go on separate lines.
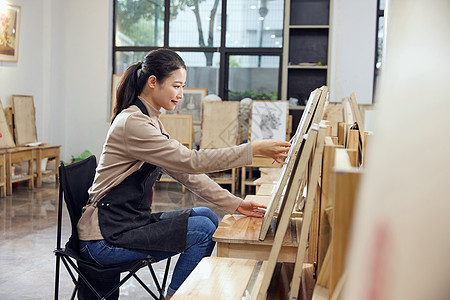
34, 144, 61, 187
5, 147, 34, 195
0, 151, 6, 197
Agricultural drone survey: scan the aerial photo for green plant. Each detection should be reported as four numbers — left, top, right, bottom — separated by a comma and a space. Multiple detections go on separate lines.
228, 90, 277, 101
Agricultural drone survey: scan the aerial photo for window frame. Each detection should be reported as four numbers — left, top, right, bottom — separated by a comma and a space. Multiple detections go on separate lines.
112, 0, 283, 100
373, 0, 385, 95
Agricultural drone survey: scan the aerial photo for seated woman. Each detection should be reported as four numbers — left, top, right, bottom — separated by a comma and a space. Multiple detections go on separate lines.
77, 48, 290, 299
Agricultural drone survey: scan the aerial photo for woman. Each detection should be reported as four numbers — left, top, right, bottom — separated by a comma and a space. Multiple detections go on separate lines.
77, 48, 290, 299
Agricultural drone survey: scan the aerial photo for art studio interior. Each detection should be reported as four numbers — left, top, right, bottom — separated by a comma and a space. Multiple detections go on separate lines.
0, 0, 448, 299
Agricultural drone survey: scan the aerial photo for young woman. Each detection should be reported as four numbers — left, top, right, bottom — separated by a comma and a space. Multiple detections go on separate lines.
77, 48, 290, 299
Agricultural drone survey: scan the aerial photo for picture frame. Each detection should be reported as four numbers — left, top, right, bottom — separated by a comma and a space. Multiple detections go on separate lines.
111, 74, 122, 119
0, 2, 21, 62
249, 100, 288, 142
166, 87, 206, 125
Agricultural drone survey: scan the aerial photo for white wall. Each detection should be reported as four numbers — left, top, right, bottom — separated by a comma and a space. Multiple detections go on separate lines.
61, 0, 111, 160
0, 0, 45, 138
0, 0, 111, 161
329, 0, 378, 104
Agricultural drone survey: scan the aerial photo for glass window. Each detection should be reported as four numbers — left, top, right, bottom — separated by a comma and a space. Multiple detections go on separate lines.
114, 51, 147, 75
226, 0, 283, 48
179, 52, 220, 95
115, 0, 164, 47
376, 16, 384, 69
228, 55, 279, 100
169, 0, 222, 48
113, 0, 283, 100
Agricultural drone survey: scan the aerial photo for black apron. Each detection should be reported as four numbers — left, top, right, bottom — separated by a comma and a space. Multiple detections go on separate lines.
97, 99, 191, 253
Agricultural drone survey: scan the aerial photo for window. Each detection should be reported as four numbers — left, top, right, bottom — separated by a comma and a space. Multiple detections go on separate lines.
113, 0, 284, 100
375, 0, 385, 69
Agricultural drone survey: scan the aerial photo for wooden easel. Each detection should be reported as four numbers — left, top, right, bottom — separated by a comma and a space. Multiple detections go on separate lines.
158, 114, 194, 193
212, 87, 328, 265
260, 86, 328, 241
200, 101, 241, 194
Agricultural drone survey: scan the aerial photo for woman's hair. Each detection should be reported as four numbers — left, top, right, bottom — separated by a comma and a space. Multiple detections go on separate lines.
112, 48, 186, 123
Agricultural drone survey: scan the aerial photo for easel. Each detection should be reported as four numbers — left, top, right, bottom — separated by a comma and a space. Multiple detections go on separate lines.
200, 101, 241, 194
158, 114, 194, 193
212, 87, 328, 264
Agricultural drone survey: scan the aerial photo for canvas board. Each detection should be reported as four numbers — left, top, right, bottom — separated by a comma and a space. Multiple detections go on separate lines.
200, 101, 240, 149
12, 95, 37, 146
249, 101, 288, 142
0, 99, 15, 148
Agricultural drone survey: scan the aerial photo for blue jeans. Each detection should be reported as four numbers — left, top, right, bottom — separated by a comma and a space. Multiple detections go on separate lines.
79, 207, 218, 296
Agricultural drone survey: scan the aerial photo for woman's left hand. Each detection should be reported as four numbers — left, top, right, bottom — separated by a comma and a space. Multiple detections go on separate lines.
236, 200, 267, 218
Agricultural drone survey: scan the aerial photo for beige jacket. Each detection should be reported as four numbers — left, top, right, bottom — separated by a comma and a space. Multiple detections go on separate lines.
77, 98, 252, 241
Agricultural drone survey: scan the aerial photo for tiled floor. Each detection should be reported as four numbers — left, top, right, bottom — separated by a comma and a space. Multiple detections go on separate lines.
0, 180, 227, 299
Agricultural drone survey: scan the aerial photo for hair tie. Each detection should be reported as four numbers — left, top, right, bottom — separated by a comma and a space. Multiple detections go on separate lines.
136, 61, 143, 78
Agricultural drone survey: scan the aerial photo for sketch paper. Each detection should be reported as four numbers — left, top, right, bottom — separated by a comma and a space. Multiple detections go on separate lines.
250, 101, 288, 141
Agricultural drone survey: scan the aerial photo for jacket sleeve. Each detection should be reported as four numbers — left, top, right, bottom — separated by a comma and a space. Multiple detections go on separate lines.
123, 113, 253, 174
163, 168, 242, 214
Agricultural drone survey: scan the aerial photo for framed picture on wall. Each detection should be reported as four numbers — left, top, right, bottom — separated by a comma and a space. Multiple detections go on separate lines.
0, 3, 21, 62
166, 88, 207, 125
249, 100, 288, 142
111, 74, 122, 119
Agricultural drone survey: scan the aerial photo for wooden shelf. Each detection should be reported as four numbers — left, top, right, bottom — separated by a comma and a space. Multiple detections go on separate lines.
281, 0, 332, 110
289, 25, 330, 29
288, 65, 328, 69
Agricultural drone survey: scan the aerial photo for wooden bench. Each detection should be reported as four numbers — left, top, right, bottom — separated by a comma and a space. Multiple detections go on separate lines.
214, 214, 302, 263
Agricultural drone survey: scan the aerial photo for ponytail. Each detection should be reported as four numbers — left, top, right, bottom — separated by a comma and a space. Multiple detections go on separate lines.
111, 61, 145, 123
111, 49, 186, 124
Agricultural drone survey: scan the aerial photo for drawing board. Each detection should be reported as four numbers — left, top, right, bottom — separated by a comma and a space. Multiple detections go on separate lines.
258, 88, 323, 241
166, 88, 207, 125
12, 95, 37, 146
249, 100, 288, 142
200, 101, 240, 149
0, 99, 15, 148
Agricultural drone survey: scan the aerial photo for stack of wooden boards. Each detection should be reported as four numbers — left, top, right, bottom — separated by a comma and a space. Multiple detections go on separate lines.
171, 88, 372, 300
0, 95, 60, 196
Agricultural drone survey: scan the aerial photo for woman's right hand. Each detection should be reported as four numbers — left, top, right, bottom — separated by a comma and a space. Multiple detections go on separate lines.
251, 139, 291, 164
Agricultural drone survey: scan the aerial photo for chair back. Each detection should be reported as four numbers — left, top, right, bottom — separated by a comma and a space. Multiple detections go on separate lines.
58, 155, 97, 254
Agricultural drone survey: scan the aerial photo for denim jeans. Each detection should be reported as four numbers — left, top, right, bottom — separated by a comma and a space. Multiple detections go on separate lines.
79, 207, 218, 296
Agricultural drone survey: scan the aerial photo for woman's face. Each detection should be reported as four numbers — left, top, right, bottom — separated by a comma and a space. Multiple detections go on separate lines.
149, 68, 187, 111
